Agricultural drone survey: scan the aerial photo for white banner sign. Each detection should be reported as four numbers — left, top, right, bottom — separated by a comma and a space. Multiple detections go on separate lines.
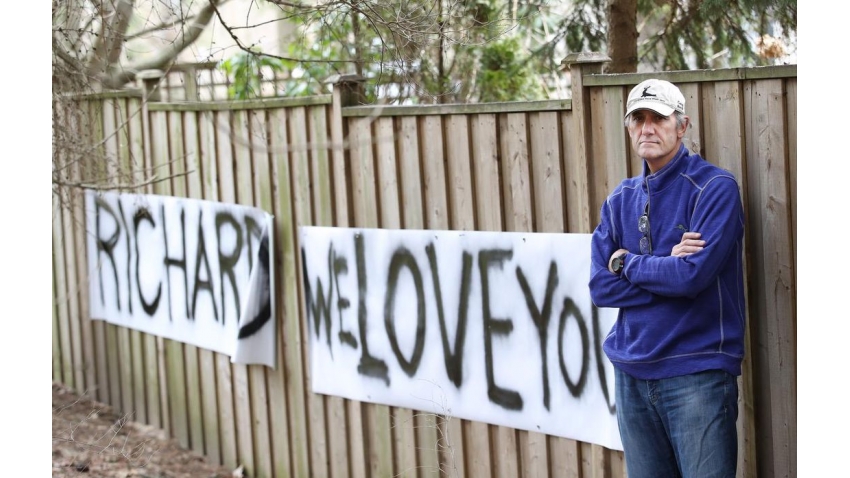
85, 191, 276, 367
300, 226, 622, 451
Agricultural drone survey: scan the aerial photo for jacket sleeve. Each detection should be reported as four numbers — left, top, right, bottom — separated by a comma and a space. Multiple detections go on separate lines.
622, 176, 744, 298
588, 199, 654, 308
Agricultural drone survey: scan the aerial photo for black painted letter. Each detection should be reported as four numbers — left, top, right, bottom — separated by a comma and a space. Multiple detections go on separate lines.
479, 249, 522, 411
516, 261, 559, 410
384, 247, 426, 377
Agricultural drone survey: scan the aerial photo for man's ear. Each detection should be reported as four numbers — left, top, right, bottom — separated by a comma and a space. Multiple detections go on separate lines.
678, 115, 690, 137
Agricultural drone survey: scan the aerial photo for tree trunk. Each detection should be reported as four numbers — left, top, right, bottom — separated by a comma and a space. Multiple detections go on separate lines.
606, 0, 638, 73
86, 0, 135, 81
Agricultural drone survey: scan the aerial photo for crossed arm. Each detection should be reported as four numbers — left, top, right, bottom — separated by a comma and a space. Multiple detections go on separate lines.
589, 177, 743, 308
607, 231, 705, 272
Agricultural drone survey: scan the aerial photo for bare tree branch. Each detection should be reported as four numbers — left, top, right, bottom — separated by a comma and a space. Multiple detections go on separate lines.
100, 0, 230, 89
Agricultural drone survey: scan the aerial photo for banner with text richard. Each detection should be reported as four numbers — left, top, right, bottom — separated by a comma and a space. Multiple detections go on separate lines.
85, 191, 276, 367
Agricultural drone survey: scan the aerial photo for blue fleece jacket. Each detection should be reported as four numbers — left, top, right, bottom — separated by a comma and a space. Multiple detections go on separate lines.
589, 144, 746, 380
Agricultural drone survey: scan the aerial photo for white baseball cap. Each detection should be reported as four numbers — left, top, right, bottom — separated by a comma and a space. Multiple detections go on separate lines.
624, 79, 686, 119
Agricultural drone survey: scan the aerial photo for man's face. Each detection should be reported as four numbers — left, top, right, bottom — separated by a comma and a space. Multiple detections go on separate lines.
626, 109, 686, 169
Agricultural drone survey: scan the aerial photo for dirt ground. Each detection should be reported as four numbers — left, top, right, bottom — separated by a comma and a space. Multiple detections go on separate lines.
52, 382, 238, 478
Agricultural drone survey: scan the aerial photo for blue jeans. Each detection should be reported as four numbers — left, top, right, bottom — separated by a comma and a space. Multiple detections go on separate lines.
615, 368, 738, 478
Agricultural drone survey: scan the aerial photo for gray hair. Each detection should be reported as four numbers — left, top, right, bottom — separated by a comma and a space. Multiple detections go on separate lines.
624, 111, 690, 130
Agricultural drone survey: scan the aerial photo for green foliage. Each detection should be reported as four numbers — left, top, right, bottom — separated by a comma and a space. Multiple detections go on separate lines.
477, 36, 544, 102
560, 0, 608, 54
214, 0, 795, 104
219, 49, 287, 100
561, 0, 796, 71
276, 40, 343, 98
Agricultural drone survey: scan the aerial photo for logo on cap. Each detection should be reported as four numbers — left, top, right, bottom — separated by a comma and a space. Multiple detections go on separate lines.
641, 86, 657, 98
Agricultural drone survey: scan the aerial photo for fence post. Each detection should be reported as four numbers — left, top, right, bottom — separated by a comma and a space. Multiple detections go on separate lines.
328, 74, 366, 107
561, 52, 610, 232
183, 64, 199, 101
136, 69, 165, 102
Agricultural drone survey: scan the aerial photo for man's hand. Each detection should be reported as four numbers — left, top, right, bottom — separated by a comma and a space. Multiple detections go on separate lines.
671, 232, 705, 257
608, 248, 629, 273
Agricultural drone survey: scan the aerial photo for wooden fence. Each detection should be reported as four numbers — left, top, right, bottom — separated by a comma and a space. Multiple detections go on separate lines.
52, 55, 797, 478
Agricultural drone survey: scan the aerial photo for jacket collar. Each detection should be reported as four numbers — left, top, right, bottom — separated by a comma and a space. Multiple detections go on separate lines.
641, 143, 689, 193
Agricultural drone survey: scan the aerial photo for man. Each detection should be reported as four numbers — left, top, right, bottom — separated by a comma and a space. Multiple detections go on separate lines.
588, 78, 746, 478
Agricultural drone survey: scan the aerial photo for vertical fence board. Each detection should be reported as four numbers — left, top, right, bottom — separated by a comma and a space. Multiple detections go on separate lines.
442, 114, 476, 478
163, 110, 191, 448
53, 252, 63, 380
601, 87, 631, 202
350, 116, 380, 226
175, 109, 207, 456
557, 102, 597, 478
213, 109, 239, 470
54, 100, 81, 393
471, 114, 501, 234
493, 112, 529, 478
231, 109, 261, 476
678, 82, 703, 158
529, 112, 565, 234
561, 110, 590, 235
349, 115, 394, 478
266, 108, 296, 478
445, 114, 475, 233
376, 116, 417, 478
701, 80, 758, 478
785, 79, 796, 277
311, 104, 351, 478
97, 96, 123, 416
308, 105, 334, 226
466, 113, 501, 478
503, 111, 553, 478
64, 101, 96, 394
588, 88, 625, 228
169, 112, 206, 453
291, 106, 331, 478
54, 189, 75, 389
139, 98, 163, 429
500, 113, 533, 235
105, 319, 122, 412
52, 97, 70, 385
417, 115, 450, 477
375, 117, 402, 228
586, 85, 630, 478
247, 109, 275, 478
148, 107, 174, 436
196, 110, 223, 465
785, 78, 797, 474
74, 101, 106, 396
525, 111, 565, 478
128, 324, 146, 424
111, 98, 136, 417
330, 91, 369, 478
398, 116, 425, 230
373, 116, 418, 478
123, 98, 148, 425
745, 79, 796, 478
105, 99, 136, 417
395, 114, 442, 478
76, 101, 99, 398
548, 434, 580, 478
151, 109, 190, 449
421, 116, 449, 230
287, 108, 328, 476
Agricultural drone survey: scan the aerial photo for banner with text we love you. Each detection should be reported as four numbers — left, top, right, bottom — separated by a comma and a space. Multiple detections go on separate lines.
300, 226, 623, 451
